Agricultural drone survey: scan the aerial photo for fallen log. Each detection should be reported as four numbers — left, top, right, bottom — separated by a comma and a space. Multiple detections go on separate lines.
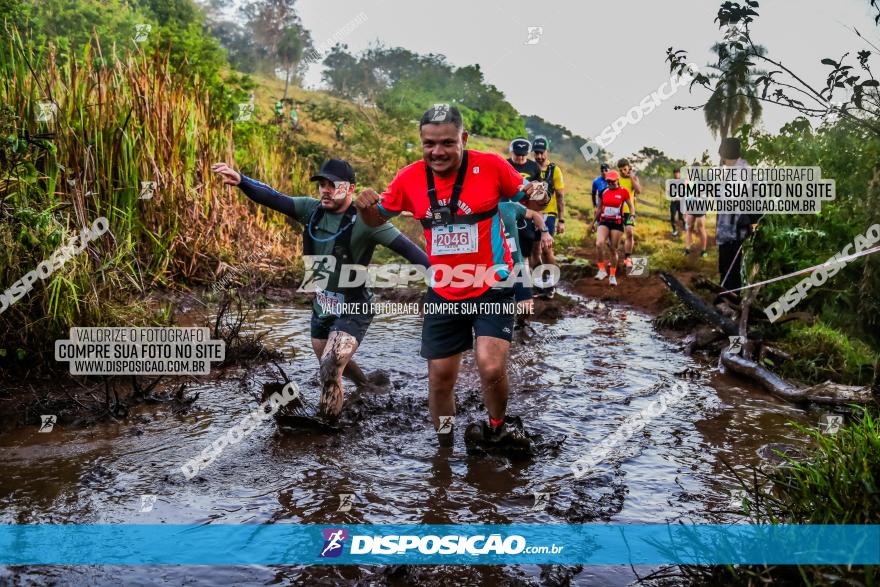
659, 272, 739, 336
720, 349, 876, 405
683, 325, 725, 355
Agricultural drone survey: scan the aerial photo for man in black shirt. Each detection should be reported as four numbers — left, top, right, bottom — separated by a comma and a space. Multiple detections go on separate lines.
507, 138, 548, 281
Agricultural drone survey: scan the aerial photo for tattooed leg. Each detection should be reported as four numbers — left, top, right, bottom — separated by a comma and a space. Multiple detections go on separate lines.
318, 331, 359, 419
312, 338, 368, 386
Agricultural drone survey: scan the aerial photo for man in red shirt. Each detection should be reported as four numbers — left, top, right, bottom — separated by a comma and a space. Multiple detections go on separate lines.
355, 105, 540, 455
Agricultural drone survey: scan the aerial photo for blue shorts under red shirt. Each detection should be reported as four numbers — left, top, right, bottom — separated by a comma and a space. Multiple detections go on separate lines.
377, 150, 526, 301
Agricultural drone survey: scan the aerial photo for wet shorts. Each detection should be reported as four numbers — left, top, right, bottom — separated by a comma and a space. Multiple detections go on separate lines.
420, 286, 515, 360
599, 218, 625, 232
544, 214, 557, 236
518, 219, 538, 258
623, 213, 635, 227
513, 281, 533, 302
310, 309, 374, 343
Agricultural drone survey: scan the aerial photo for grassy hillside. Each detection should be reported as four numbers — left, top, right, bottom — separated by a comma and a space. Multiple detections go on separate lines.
245, 74, 719, 279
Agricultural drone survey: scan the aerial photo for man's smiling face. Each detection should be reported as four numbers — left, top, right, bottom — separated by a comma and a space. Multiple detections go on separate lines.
420, 122, 468, 177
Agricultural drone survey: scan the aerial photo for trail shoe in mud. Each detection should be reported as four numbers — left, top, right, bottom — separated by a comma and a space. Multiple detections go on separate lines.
594, 269, 608, 280
465, 416, 534, 457
609, 275, 618, 287
464, 422, 486, 452
276, 398, 342, 433
623, 257, 633, 270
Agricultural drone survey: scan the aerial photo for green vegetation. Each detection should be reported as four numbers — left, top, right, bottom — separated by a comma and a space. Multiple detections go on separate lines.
741, 117, 880, 347
703, 42, 766, 139
775, 322, 878, 386
688, 408, 880, 585
0, 19, 304, 367
0, 0, 577, 370
666, 3, 880, 582
322, 43, 526, 139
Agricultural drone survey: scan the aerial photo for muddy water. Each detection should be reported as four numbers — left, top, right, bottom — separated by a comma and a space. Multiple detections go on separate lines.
0, 295, 818, 585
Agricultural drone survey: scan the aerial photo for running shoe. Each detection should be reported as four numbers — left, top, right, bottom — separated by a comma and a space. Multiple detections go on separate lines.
672, 229, 679, 236
624, 257, 633, 269
700, 250, 707, 258
437, 428, 454, 448
609, 275, 618, 287
683, 247, 690, 256
594, 269, 608, 280
464, 422, 486, 452
465, 416, 534, 456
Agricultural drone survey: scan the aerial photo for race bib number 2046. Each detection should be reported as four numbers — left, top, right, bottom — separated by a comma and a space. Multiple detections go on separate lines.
431, 224, 478, 255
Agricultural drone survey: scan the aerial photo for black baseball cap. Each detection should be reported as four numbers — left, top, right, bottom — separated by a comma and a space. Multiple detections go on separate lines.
310, 159, 356, 183
600, 163, 610, 172
510, 138, 531, 156
532, 137, 549, 152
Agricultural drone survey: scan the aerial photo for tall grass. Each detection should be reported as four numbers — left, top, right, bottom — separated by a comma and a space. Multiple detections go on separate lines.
0, 24, 309, 365
685, 408, 880, 585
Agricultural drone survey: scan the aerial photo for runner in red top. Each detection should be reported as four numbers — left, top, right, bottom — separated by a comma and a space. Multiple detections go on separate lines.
355, 104, 540, 456
376, 148, 525, 300
593, 170, 635, 287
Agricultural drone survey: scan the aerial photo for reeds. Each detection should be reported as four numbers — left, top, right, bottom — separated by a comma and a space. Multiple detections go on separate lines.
0, 24, 308, 361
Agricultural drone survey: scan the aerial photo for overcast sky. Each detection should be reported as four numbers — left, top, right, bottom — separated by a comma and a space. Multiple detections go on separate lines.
292, 0, 880, 162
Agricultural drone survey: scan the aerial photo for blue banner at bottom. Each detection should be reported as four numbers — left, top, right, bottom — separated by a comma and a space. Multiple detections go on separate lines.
0, 524, 877, 565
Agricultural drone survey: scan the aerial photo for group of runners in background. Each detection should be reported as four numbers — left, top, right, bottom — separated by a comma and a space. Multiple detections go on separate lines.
591, 159, 640, 286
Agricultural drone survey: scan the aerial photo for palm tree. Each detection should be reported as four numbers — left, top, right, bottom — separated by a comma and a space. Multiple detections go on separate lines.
704, 43, 766, 138
277, 27, 310, 101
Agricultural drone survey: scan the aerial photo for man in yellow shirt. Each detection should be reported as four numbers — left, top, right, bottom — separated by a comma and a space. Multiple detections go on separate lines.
617, 158, 641, 270
532, 137, 565, 298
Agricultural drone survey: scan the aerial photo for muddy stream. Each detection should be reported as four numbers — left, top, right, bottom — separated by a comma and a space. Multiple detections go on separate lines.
0, 293, 820, 585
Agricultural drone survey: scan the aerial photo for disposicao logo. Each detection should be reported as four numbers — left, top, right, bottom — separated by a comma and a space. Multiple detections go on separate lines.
320, 528, 349, 558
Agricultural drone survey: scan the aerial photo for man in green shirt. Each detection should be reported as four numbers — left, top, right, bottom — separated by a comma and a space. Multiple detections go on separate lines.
289, 103, 299, 132
211, 159, 428, 423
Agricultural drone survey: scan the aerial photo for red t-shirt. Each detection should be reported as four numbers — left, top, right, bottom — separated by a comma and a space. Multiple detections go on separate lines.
599, 187, 631, 222
378, 150, 526, 300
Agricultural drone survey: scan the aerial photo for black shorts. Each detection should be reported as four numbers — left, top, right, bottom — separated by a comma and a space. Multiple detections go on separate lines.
599, 218, 625, 232
310, 310, 374, 344
623, 213, 635, 227
513, 281, 533, 301
420, 287, 516, 360
518, 220, 538, 258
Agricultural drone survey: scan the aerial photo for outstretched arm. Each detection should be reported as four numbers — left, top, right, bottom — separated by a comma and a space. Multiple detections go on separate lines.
212, 162, 299, 217
386, 234, 430, 267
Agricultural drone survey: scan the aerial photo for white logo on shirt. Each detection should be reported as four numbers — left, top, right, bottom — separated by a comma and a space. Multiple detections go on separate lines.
472, 166, 480, 174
